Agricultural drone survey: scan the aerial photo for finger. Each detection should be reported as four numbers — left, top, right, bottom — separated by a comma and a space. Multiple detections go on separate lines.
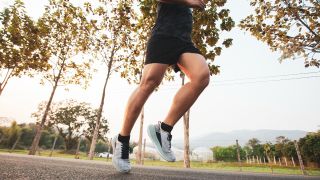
200, 1, 206, 9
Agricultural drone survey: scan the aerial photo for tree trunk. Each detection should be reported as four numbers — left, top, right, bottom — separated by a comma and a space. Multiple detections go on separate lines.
10, 132, 21, 153
109, 138, 112, 155
75, 137, 81, 159
236, 140, 242, 171
49, 135, 58, 157
284, 157, 288, 166
266, 155, 271, 164
142, 138, 146, 165
136, 107, 144, 165
29, 62, 64, 155
28, 87, 56, 155
182, 74, 191, 168
0, 135, 4, 144
88, 54, 113, 160
0, 69, 13, 96
278, 157, 282, 166
273, 156, 277, 165
294, 140, 307, 175
292, 156, 296, 167
183, 109, 191, 168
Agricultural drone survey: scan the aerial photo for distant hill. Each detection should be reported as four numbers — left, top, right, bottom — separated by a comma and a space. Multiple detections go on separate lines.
172, 129, 308, 149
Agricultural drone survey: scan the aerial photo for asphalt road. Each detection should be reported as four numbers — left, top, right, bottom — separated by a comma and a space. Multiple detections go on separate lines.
0, 153, 318, 180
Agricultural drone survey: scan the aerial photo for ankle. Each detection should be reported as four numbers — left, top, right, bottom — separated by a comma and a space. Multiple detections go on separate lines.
118, 134, 130, 144
161, 122, 173, 133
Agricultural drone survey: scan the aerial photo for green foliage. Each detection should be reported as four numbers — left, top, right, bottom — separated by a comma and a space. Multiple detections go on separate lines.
32, 100, 109, 151
192, 0, 235, 75
37, 0, 94, 88
121, 0, 235, 83
7, 121, 20, 148
240, 0, 320, 67
129, 141, 138, 154
212, 145, 245, 162
245, 138, 265, 157
274, 136, 296, 159
0, 0, 50, 95
18, 124, 36, 148
119, 0, 157, 84
85, 0, 138, 83
95, 140, 108, 153
299, 130, 320, 165
0, 126, 9, 148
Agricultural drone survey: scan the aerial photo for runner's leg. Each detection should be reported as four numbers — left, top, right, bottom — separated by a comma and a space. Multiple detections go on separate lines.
163, 53, 210, 126
120, 63, 169, 136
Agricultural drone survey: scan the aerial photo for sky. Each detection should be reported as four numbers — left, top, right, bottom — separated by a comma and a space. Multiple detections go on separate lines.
0, 0, 319, 142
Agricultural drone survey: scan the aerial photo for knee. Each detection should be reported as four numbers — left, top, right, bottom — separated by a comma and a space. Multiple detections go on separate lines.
139, 77, 161, 93
191, 70, 210, 90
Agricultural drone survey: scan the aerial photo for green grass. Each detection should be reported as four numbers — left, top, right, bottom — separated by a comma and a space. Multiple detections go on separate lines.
0, 149, 111, 162
1, 149, 319, 176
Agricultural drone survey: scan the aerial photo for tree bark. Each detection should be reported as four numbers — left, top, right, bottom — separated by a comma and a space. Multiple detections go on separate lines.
75, 137, 81, 159
49, 135, 58, 157
182, 74, 191, 168
284, 157, 288, 166
136, 107, 144, 165
10, 132, 21, 153
278, 157, 282, 166
29, 60, 64, 155
236, 140, 242, 171
183, 109, 191, 168
294, 140, 307, 175
88, 48, 114, 160
142, 138, 146, 165
0, 69, 13, 96
291, 156, 296, 167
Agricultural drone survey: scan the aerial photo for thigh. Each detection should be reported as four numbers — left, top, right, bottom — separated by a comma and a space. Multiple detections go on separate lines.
177, 53, 209, 80
140, 63, 169, 85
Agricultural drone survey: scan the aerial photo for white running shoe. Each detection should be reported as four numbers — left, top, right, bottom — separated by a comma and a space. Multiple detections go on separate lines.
147, 122, 176, 162
112, 135, 131, 173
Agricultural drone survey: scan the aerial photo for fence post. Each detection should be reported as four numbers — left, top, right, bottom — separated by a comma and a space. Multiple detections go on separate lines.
236, 140, 242, 171
294, 140, 307, 175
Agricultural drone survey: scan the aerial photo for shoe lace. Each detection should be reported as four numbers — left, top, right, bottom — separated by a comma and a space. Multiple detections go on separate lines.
121, 142, 130, 159
167, 134, 172, 149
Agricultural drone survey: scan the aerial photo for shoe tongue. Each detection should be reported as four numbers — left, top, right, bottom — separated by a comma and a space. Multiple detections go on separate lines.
121, 143, 129, 159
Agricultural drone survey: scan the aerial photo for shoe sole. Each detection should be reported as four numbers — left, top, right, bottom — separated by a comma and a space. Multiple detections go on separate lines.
147, 124, 175, 162
112, 136, 130, 173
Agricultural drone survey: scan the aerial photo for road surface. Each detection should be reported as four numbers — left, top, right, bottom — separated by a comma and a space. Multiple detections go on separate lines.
0, 153, 318, 180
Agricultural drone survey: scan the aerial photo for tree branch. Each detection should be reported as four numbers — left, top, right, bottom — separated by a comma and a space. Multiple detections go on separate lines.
1, 69, 14, 93
285, 0, 319, 39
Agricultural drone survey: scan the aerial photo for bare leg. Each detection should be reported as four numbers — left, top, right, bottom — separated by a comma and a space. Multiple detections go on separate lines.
163, 53, 210, 127
120, 63, 169, 136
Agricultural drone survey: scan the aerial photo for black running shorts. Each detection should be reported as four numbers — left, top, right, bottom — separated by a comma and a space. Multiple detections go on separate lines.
145, 35, 202, 72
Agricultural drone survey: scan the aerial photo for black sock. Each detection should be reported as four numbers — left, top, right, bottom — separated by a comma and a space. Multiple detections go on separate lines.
161, 122, 173, 133
118, 134, 130, 144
